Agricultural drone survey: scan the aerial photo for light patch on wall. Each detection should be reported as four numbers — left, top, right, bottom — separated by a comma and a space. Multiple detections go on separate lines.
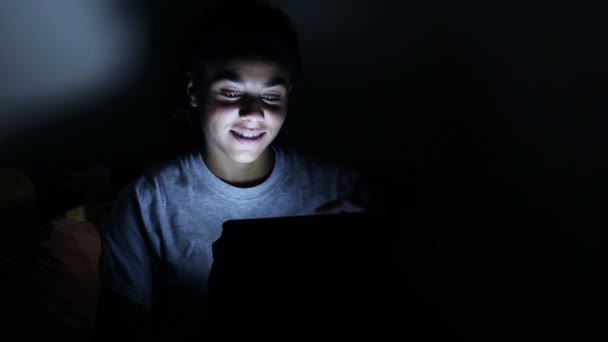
0, 0, 147, 141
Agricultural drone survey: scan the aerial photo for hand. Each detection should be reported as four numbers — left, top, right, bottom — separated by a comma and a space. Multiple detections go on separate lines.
314, 169, 367, 215
314, 196, 367, 215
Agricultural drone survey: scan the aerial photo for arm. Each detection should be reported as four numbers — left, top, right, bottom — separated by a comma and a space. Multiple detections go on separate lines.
95, 287, 155, 339
94, 180, 161, 338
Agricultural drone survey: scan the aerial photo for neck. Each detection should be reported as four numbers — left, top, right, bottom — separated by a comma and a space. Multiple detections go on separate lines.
202, 148, 275, 188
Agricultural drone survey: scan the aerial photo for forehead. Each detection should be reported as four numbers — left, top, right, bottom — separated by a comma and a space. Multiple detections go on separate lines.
204, 58, 290, 86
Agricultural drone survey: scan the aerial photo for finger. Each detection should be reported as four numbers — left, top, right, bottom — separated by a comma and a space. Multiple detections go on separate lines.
341, 171, 356, 195
314, 199, 340, 214
314, 198, 366, 214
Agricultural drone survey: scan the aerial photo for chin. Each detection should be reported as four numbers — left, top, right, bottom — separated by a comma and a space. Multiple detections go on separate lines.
229, 150, 264, 164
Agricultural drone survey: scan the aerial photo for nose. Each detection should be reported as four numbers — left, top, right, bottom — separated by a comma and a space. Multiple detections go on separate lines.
238, 95, 264, 120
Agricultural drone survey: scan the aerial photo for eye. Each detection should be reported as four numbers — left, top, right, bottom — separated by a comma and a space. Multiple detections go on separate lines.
217, 90, 242, 102
222, 91, 241, 98
261, 95, 281, 103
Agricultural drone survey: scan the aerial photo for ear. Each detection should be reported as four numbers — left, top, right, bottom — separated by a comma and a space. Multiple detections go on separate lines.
186, 72, 198, 108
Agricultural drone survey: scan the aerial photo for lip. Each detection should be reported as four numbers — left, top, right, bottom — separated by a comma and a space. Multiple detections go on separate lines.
230, 130, 266, 145
231, 127, 265, 135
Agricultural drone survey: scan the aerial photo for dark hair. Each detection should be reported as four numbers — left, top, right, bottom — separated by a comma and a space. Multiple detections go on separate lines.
170, 1, 300, 153
189, 1, 301, 85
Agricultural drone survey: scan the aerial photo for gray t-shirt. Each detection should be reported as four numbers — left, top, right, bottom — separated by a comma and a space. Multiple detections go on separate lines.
99, 146, 358, 335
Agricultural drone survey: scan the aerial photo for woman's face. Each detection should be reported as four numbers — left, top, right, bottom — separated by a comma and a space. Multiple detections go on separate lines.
190, 58, 290, 166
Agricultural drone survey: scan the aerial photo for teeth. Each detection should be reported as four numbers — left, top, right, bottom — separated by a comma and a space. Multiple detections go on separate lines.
234, 131, 262, 138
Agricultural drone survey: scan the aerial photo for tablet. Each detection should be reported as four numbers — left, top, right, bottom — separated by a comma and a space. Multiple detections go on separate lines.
208, 212, 420, 340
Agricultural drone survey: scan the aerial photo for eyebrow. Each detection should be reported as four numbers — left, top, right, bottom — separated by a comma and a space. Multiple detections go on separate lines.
264, 76, 289, 88
210, 71, 243, 85
210, 70, 289, 88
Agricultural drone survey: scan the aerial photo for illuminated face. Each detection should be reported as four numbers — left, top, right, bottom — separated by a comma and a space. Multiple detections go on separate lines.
191, 58, 290, 166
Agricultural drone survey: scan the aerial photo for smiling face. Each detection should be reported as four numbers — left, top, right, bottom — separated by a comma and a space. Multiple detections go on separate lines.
189, 58, 290, 174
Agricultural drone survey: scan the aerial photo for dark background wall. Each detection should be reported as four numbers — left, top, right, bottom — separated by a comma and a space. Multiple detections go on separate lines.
1, 0, 605, 338
2, 0, 605, 222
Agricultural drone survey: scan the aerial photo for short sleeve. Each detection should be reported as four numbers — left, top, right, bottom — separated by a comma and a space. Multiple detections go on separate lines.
98, 181, 160, 311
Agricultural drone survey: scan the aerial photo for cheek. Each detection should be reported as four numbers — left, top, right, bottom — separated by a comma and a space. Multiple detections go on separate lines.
266, 109, 287, 129
264, 103, 288, 119
202, 100, 288, 130
202, 104, 236, 129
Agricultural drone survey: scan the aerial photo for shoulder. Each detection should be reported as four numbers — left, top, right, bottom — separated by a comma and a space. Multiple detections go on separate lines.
274, 146, 356, 192
119, 151, 201, 205
274, 146, 372, 200
101, 152, 202, 235
277, 146, 345, 177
